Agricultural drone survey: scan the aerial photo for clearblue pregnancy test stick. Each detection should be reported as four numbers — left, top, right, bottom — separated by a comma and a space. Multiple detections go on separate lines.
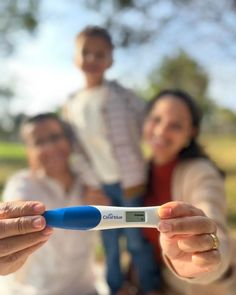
43, 205, 160, 230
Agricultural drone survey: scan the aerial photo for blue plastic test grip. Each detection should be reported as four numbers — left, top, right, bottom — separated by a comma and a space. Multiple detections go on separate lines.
43, 206, 101, 230
43, 205, 160, 231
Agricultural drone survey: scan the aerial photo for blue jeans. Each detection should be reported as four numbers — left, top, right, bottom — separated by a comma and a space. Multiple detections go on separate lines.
101, 183, 161, 294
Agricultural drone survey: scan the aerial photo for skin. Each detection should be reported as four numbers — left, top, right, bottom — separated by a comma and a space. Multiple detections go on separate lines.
143, 96, 221, 278
143, 96, 195, 165
158, 201, 220, 278
0, 200, 52, 275
23, 119, 74, 192
74, 35, 113, 88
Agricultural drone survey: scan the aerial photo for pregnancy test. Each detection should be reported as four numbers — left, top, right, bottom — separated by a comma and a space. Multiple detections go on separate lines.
43, 205, 160, 230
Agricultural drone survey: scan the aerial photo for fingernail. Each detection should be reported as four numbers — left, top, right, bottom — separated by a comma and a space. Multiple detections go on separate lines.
32, 217, 45, 228
157, 222, 172, 232
42, 227, 53, 236
158, 207, 172, 218
33, 203, 45, 214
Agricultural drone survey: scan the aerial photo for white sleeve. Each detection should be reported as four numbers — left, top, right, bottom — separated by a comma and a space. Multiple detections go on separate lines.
2, 172, 35, 202
62, 100, 101, 188
70, 147, 101, 188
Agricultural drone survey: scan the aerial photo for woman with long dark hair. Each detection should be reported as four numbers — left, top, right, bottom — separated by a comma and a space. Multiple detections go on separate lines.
143, 89, 233, 295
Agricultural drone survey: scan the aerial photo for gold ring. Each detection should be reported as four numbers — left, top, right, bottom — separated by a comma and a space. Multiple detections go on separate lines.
210, 233, 219, 250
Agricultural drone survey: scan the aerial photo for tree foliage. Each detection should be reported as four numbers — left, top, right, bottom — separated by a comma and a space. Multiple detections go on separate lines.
145, 51, 213, 114
1, 0, 236, 136
82, 0, 236, 54
0, 0, 40, 55
206, 106, 236, 133
0, 0, 40, 136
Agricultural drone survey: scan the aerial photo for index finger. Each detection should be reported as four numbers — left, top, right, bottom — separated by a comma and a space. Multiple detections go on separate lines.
158, 201, 205, 219
0, 201, 45, 219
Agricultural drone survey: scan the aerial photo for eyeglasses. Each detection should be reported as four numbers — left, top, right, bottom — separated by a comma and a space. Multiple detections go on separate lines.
26, 133, 66, 148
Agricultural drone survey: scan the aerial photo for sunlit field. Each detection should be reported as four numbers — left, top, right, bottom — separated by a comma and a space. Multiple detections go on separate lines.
200, 135, 236, 227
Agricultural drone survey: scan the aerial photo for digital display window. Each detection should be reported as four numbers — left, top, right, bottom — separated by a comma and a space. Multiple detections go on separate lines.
126, 211, 145, 222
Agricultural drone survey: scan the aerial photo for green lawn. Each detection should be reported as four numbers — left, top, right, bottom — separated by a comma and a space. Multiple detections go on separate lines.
0, 142, 26, 159
1, 136, 236, 226
200, 135, 236, 228
0, 142, 27, 193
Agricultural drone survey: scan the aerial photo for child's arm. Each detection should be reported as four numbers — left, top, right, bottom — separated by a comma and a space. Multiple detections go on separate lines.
72, 146, 101, 188
62, 102, 101, 188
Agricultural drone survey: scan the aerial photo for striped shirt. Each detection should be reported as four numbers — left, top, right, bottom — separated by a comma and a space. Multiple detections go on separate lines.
64, 81, 147, 192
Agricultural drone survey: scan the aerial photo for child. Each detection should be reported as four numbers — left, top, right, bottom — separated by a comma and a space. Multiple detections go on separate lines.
63, 26, 161, 295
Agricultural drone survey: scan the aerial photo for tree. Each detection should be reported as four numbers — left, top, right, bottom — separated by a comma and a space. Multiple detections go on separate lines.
145, 51, 213, 114
0, 85, 14, 138
0, 0, 41, 137
0, 0, 40, 55
82, 0, 236, 56
212, 106, 236, 133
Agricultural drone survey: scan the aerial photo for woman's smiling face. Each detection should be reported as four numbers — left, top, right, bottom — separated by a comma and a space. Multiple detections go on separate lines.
143, 96, 195, 165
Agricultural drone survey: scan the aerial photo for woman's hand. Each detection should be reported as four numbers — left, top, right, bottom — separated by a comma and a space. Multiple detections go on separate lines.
0, 201, 53, 275
157, 201, 221, 278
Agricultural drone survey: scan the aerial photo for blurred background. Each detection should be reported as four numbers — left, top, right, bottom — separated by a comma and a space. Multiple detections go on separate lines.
0, 0, 236, 226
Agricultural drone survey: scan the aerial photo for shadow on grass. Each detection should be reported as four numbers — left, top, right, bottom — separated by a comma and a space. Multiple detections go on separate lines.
226, 168, 236, 175
227, 213, 236, 228
0, 158, 27, 165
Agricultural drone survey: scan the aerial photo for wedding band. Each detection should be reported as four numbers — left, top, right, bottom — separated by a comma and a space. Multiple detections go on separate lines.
210, 233, 219, 250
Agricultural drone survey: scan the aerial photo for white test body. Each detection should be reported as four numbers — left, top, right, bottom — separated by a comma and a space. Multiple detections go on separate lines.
44, 205, 160, 231
92, 206, 160, 230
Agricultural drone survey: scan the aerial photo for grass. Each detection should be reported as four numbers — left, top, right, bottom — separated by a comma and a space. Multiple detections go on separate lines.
200, 135, 236, 228
0, 142, 27, 193
0, 142, 26, 159
201, 135, 236, 173
1, 136, 236, 227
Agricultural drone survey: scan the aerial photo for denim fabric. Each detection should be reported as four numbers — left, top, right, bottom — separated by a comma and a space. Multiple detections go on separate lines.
101, 183, 161, 294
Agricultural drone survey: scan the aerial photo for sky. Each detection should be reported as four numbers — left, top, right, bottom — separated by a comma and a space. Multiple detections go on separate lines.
4, 0, 236, 115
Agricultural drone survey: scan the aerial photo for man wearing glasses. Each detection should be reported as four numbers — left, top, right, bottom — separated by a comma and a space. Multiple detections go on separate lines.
1, 113, 108, 295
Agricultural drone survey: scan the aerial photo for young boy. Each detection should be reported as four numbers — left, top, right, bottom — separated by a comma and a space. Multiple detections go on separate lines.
63, 26, 161, 295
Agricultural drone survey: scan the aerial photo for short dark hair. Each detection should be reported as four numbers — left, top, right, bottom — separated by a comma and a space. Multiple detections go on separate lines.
20, 113, 76, 146
76, 25, 114, 49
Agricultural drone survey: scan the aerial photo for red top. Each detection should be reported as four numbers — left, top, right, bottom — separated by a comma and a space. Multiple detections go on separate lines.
143, 158, 178, 262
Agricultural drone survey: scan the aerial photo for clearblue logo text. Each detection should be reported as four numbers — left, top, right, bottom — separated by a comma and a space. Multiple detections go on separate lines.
103, 213, 122, 219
